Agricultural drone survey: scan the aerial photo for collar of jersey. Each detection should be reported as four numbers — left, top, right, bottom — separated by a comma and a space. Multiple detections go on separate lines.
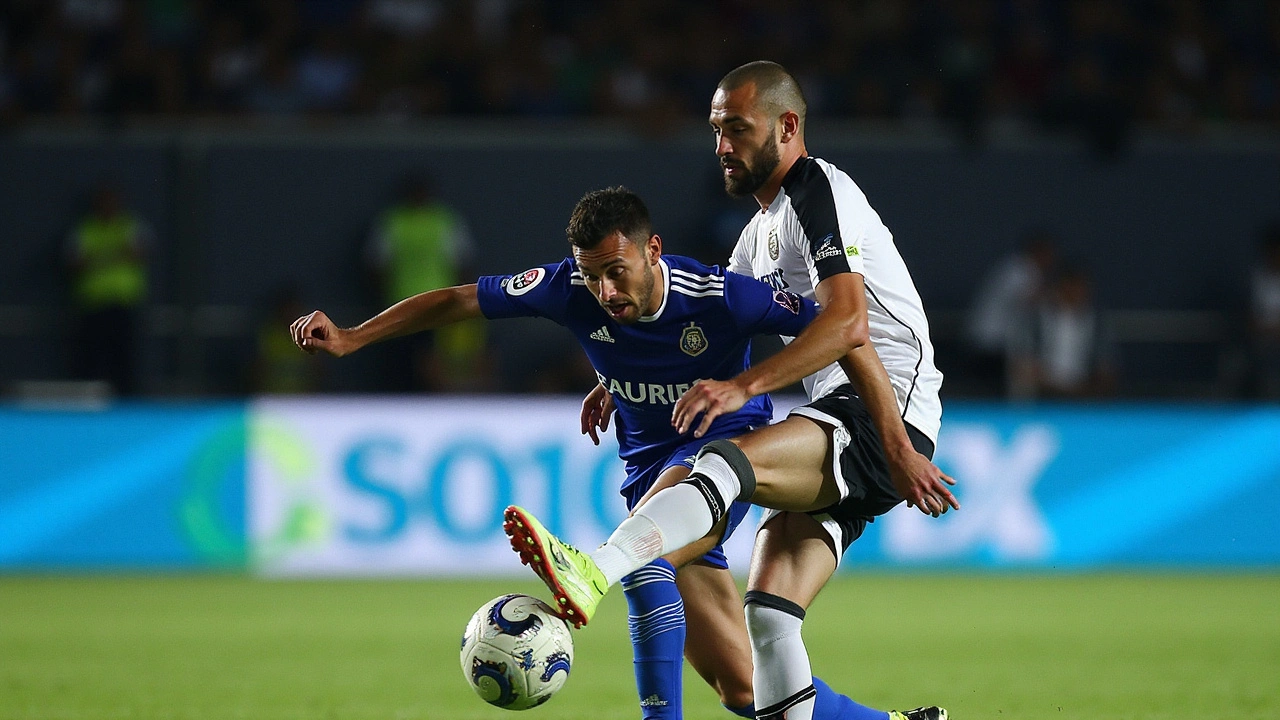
638, 257, 670, 323
762, 156, 808, 213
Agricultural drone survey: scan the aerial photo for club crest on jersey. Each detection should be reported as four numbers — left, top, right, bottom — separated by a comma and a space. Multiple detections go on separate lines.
680, 322, 708, 357
767, 227, 780, 260
504, 267, 546, 296
772, 289, 801, 314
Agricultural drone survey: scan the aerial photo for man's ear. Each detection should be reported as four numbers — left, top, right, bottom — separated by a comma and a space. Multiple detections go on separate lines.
647, 234, 663, 263
779, 111, 801, 143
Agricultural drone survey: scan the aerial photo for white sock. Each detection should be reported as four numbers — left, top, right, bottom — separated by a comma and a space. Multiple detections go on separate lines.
591, 484, 711, 586
745, 596, 815, 720
591, 514, 663, 587
591, 448, 747, 587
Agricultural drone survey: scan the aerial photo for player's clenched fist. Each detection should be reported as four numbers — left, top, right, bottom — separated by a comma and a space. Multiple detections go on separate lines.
290, 310, 354, 357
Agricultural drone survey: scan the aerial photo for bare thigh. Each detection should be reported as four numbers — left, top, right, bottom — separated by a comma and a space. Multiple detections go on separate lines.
747, 511, 839, 610
677, 562, 754, 710
733, 416, 842, 513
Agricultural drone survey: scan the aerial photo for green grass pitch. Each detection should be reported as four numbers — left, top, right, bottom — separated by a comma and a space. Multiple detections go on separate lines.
1, 574, 1276, 719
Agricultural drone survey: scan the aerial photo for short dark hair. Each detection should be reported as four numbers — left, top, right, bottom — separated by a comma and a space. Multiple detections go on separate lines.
718, 60, 807, 131
566, 186, 652, 250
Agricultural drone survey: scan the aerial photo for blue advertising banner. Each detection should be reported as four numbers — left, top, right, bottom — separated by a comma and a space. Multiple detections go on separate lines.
860, 404, 1280, 568
0, 405, 247, 569
246, 397, 668, 576
1, 400, 1278, 572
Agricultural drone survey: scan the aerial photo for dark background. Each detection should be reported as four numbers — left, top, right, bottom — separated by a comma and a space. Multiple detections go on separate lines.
2, 0, 1278, 398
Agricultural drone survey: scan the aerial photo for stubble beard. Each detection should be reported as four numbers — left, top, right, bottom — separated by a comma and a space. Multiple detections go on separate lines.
723, 129, 781, 198
615, 262, 657, 326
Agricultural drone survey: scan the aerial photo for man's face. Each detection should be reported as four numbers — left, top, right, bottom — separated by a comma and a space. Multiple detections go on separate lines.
709, 84, 782, 198
573, 230, 659, 325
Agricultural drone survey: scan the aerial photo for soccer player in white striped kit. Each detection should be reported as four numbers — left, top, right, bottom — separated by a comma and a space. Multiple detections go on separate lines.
506, 62, 959, 720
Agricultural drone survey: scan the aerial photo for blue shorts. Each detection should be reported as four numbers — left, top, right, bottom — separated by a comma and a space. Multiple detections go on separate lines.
620, 436, 752, 570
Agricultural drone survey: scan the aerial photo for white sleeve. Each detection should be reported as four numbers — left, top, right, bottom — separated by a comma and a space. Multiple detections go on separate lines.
833, 200, 867, 276
727, 228, 753, 275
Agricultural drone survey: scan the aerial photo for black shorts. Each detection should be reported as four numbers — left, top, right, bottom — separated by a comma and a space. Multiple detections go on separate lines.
760, 384, 935, 553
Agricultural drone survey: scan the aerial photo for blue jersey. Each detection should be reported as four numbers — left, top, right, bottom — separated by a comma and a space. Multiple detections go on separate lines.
476, 254, 818, 483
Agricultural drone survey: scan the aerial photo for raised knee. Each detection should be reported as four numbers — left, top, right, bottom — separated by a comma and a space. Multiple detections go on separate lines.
696, 438, 756, 501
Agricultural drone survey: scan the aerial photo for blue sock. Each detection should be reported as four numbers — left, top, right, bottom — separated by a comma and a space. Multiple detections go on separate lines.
623, 559, 685, 719
731, 679, 885, 720
811, 676, 889, 720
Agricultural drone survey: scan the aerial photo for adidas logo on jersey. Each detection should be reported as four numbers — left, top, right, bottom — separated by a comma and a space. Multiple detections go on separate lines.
589, 326, 615, 343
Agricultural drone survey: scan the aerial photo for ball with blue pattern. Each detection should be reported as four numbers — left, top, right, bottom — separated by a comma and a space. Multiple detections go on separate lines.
460, 594, 574, 710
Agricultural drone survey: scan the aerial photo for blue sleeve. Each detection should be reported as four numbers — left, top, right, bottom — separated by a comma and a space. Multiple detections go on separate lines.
722, 270, 818, 337
475, 259, 575, 325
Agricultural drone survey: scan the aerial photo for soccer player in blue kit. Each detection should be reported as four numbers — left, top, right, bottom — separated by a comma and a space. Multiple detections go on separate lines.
291, 186, 881, 720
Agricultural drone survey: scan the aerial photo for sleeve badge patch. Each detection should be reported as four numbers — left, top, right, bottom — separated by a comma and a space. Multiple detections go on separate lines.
505, 267, 546, 296
814, 233, 843, 261
772, 290, 802, 314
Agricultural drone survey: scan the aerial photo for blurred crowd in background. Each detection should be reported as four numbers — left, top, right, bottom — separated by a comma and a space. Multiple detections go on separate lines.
2, 0, 1279, 148
58, 174, 1280, 402
5, 0, 1280, 402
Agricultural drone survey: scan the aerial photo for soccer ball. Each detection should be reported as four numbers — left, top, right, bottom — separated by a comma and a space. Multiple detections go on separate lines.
460, 594, 574, 710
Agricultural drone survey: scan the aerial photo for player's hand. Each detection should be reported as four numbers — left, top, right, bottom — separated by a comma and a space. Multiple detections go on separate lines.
580, 383, 615, 446
672, 378, 750, 438
886, 447, 959, 518
290, 310, 355, 357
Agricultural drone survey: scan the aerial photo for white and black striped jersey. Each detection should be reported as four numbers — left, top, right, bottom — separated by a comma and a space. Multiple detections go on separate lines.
729, 156, 943, 443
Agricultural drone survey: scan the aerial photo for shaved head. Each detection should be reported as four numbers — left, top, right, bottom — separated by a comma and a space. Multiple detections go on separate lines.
717, 61, 807, 132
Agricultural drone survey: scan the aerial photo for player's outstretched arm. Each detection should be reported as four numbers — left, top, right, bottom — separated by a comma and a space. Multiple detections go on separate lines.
840, 342, 959, 517
672, 273, 869, 437
291, 284, 482, 357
